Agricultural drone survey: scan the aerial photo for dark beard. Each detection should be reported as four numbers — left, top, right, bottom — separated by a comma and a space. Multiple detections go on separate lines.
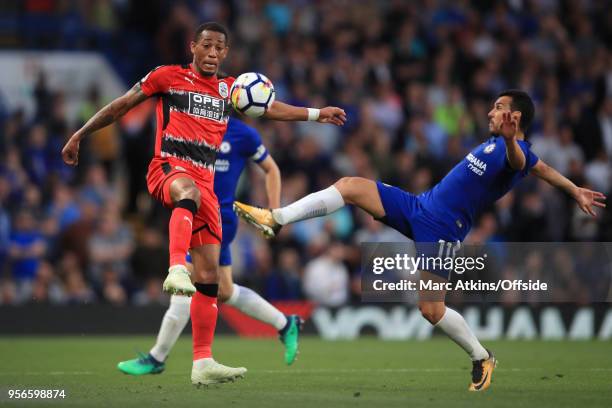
489, 124, 498, 136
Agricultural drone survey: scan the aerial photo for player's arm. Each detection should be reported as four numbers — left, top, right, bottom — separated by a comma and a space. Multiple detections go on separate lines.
256, 155, 281, 208
263, 100, 347, 126
499, 111, 526, 170
504, 138, 526, 171
61, 83, 149, 165
531, 159, 607, 217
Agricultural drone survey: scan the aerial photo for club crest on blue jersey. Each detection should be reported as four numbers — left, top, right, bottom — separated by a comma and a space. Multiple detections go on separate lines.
484, 144, 496, 154
220, 141, 231, 153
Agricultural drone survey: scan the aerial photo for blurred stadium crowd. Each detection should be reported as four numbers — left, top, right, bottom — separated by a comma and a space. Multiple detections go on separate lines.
0, 0, 610, 306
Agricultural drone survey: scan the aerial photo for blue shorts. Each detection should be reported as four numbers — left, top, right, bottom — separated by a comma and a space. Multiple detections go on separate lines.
185, 208, 238, 267
219, 209, 238, 266
376, 181, 461, 280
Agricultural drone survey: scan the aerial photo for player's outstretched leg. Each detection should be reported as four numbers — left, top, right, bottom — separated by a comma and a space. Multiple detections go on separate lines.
218, 265, 303, 365
117, 294, 191, 375
234, 177, 385, 238
163, 177, 201, 296
232, 202, 282, 238
419, 271, 497, 391
190, 245, 246, 386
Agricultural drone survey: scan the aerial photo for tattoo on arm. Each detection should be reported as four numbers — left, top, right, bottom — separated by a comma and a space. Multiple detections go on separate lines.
76, 83, 148, 139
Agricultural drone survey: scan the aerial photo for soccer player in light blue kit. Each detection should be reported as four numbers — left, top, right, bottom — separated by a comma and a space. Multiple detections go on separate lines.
118, 117, 302, 375
234, 90, 607, 391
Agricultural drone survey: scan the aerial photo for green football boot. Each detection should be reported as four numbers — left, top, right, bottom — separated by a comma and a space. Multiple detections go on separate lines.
117, 352, 165, 376
279, 315, 304, 365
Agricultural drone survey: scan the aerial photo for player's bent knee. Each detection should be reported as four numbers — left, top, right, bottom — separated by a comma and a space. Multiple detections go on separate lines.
193, 266, 218, 284
171, 182, 201, 208
180, 185, 201, 206
334, 177, 362, 204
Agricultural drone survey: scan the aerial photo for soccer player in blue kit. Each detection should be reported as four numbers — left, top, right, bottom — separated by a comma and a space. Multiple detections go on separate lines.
118, 117, 302, 375
234, 90, 607, 391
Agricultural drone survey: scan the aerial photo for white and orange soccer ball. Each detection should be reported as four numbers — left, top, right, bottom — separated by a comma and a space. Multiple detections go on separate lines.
230, 72, 276, 118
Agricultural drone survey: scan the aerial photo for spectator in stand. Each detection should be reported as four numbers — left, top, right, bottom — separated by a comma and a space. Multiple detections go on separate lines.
30, 261, 65, 304
8, 210, 47, 298
131, 226, 168, 284
99, 264, 128, 306
79, 164, 116, 207
0, 176, 12, 271
88, 209, 134, 284
266, 247, 302, 301
60, 197, 99, 269
132, 276, 167, 306
302, 242, 349, 307
0, 280, 18, 305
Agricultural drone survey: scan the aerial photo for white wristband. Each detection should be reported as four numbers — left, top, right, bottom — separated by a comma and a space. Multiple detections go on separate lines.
307, 108, 320, 121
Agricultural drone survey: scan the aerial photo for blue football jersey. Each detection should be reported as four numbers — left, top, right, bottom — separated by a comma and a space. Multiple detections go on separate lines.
214, 118, 268, 209
418, 135, 539, 240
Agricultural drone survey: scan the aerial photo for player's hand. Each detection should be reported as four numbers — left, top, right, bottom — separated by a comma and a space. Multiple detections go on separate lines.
61, 136, 81, 166
317, 107, 347, 126
499, 111, 518, 141
573, 187, 606, 217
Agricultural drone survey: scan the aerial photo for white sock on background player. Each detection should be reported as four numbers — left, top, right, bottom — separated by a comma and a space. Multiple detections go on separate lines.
150, 294, 191, 362
435, 307, 489, 361
226, 284, 287, 330
272, 186, 345, 225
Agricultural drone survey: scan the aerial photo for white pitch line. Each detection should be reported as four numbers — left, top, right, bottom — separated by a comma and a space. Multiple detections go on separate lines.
0, 371, 95, 376
258, 368, 462, 374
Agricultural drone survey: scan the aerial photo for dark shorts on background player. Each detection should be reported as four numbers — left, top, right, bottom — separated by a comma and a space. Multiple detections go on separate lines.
147, 158, 222, 247
219, 208, 238, 266
375, 181, 461, 280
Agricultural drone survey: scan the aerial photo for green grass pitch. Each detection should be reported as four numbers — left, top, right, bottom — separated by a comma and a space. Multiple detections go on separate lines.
0, 336, 611, 407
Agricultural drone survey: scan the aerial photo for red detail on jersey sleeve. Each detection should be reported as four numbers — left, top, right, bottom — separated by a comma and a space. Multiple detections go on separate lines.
140, 65, 174, 96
